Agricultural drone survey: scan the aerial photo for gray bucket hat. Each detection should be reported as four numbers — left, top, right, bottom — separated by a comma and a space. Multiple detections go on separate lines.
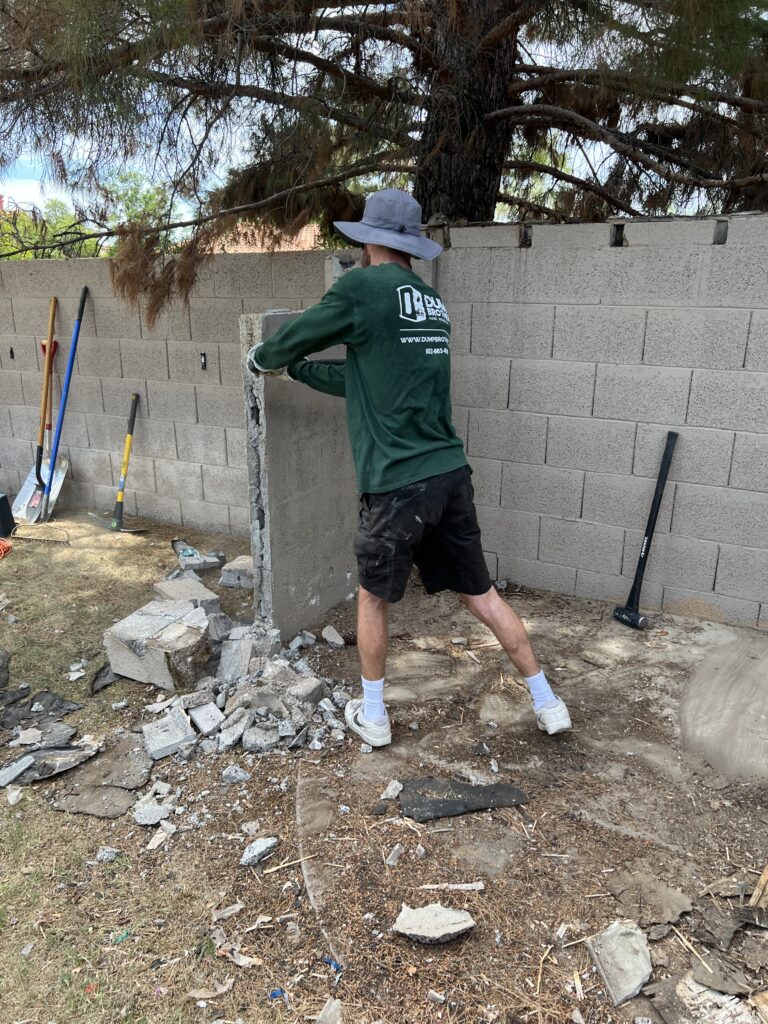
334, 188, 442, 261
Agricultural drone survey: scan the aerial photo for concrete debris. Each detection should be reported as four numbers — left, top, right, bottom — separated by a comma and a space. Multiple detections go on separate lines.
316, 997, 343, 1023
16, 727, 42, 745
218, 708, 254, 753
222, 765, 251, 785
321, 625, 345, 648
242, 724, 280, 753
103, 601, 210, 691
133, 792, 174, 826
414, 844, 427, 860
240, 836, 279, 866
286, 678, 326, 706
207, 611, 234, 642
189, 702, 225, 736
38, 722, 77, 747
90, 664, 118, 694
586, 918, 653, 1006
72, 734, 152, 791
153, 577, 221, 614
12, 745, 99, 785
607, 871, 692, 926
0, 648, 9, 688
143, 707, 197, 760
427, 990, 446, 1005
52, 785, 137, 818
393, 903, 476, 944
96, 846, 120, 863
361, 743, 373, 754
385, 843, 406, 867
218, 628, 255, 682
647, 970, 761, 1023
6, 785, 22, 805
171, 538, 225, 572
111, 700, 128, 712
1, 689, 83, 730
175, 688, 216, 710
241, 820, 261, 836
219, 555, 255, 588
451, 637, 468, 646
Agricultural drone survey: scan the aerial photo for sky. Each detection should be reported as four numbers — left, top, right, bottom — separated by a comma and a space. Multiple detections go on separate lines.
0, 157, 71, 210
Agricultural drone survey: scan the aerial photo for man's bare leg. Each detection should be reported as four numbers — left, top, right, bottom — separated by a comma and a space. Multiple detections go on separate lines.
344, 585, 393, 745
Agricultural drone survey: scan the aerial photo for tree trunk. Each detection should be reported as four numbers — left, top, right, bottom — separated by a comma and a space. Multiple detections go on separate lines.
414, 2, 518, 221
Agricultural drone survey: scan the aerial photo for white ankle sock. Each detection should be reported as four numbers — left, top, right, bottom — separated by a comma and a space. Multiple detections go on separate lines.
361, 676, 387, 724
524, 669, 557, 712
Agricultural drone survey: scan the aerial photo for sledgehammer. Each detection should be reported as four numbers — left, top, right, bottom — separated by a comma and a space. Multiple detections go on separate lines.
613, 430, 678, 630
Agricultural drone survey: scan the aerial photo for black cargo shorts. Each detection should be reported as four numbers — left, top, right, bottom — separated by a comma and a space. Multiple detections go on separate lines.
355, 465, 493, 603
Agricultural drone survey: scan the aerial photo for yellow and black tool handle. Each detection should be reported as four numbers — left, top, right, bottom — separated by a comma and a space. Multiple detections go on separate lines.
111, 393, 140, 530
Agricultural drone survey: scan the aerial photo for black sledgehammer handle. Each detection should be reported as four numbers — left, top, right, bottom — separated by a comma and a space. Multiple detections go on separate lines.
615, 430, 678, 626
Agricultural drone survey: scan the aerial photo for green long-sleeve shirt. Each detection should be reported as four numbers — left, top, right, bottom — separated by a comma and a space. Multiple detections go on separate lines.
251, 262, 467, 494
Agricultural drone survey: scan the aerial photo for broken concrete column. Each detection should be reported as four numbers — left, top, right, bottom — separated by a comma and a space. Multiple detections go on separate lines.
103, 600, 210, 692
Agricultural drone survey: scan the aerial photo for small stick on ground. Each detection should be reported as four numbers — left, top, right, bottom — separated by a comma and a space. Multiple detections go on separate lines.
536, 944, 553, 996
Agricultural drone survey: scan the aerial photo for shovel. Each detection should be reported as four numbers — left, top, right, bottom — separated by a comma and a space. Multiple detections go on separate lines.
89, 392, 146, 533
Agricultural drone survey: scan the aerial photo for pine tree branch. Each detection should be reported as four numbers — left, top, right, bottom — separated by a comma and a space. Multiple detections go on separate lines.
504, 159, 642, 215
478, 1, 542, 52
497, 192, 577, 222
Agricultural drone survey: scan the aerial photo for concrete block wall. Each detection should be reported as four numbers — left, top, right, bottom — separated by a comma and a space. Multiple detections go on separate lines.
441, 216, 768, 627
0, 252, 327, 534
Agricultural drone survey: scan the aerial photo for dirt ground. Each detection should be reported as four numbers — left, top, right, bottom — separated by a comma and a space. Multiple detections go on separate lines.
1, 514, 767, 1024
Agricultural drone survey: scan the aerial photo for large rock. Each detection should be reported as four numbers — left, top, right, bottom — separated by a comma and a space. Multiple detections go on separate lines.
104, 600, 210, 692
142, 707, 197, 760
393, 903, 476, 944
153, 578, 220, 614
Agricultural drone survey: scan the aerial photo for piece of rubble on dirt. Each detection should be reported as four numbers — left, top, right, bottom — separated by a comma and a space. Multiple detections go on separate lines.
133, 789, 174, 826
586, 918, 652, 1006
218, 707, 253, 752
207, 611, 233, 642
692, 952, 751, 996
242, 723, 280, 753
219, 554, 255, 588
1, 689, 83, 730
385, 843, 406, 867
153, 577, 221, 614
10, 744, 99, 786
6, 785, 22, 805
96, 846, 120, 863
218, 627, 255, 682
222, 764, 251, 785
73, 734, 152, 791
104, 600, 210, 691
90, 664, 118, 694
171, 538, 225, 572
398, 776, 529, 823
393, 903, 476, 944
647, 970, 762, 1023
316, 996, 343, 1023
608, 871, 693, 926
0, 648, 9, 688
380, 780, 403, 801
694, 905, 745, 950
240, 836, 279, 866
321, 625, 345, 648
143, 706, 197, 760
52, 784, 137, 818
189, 702, 225, 736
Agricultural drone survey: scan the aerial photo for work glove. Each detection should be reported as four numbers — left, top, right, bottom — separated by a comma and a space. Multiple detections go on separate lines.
246, 345, 294, 382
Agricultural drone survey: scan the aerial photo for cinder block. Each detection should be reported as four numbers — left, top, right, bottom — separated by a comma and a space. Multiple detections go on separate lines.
181, 498, 231, 532
59, 374, 104, 414
623, 530, 719, 592
502, 462, 584, 518
452, 406, 469, 445
547, 416, 635, 474
687, 370, 768, 433
226, 428, 247, 467
485, 251, 520, 302
700, 246, 768, 308
130, 419, 179, 461
135, 490, 182, 524
139, 300, 191, 342
472, 304, 554, 359
484, 550, 498, 579
0, 298, 14, 332
730, 432, 768, 491
499, 556, 576, 595
270, 253, 326, 298
196, 386, 245, 428
0, 335, 38, 371
213, 253, 273, 300
100, 379, 147, 419
76, 337, 122, 379
154, 459, 204, 501
623, 218, 717, 247
468, 458, 501, 506
67, 447, 113, 485
56, 479, 95, 510
634, 423, 734, 486
437, 249, 491, 302
450, 225, 519, 248
111, 453, 156, 492
94, 483, 137, 514
8, 406, 40, 441
146, 381, 197, 423
13, 295, 96, 338
219, 344, 245, 386
746, 310, 768, 370
451, 355, 510, 410
85, 413, 132, 452
446, 303, 471, 356
168, 342, 220, 385
467, 409, 547, 463
593, 364, 691, 423
228, 506, 250, 537
0, 406, 11, 436
539, 517, 625, 574
644, 308, 750, 369
662, 586, 759, 626
527, 223, 608, 249
175, 423, 227, 466
93, 298, 142, 338
60, 412, 90, 448
553, 305, 645, 363
724, 213, 768, 246
20, 370, 44, 406
673, 483, 768, 548
119, 340, 169, 380
576, 569, 662, 609
1, 437, 34, 470
583, 472, 674, 531
716, 544, 768, 603
475, 506, 539, 560
202, 464, 249, 508
0, 468, 20, 493
189, 297, 244, 343
508, 359, 595, 416
0, 370, 24, 405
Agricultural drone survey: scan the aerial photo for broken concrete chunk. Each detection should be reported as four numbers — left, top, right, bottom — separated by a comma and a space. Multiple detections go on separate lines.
240, 836, 279, 866
6, 785, 22, 806
586, 919, 652, 1006
17, 727, 42, 745
321, 625, 345, 648
218, 708, 254, 753
189, 702, 225, 736
217, 632, 254, 682
222, 764, 251, 785
96, 846, 121, 863
386, 843, 406, 868
286, 678, 326, 706
142, 707, 197, 761
175, 688, 215, 710
74, 734, 152, 791
153, 577, 220, 614
380, 780, 403, 801
13, 745, 99, 785
242, 724, 280, 753
316, 997, 343, 1024
607, 871, 692, 926
207, 612, 234, 642
0, 648, 9, 688
52, 785, 137, 818
0, 756, 33, 787
104, 601, 210, 692
219, 554, 255, 588
393, 903, 475, 944
133, 794, 173, 826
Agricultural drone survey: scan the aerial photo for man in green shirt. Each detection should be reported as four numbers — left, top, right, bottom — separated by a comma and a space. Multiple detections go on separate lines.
247, 189, 571, 747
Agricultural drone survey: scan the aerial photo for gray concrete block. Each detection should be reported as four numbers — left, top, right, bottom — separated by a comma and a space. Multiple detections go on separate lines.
576, 570, 663, 609
213, 253, 274, 300
94, 483, 137, 514
135, 491, 182, 524
13, 295, 96, 338
0, 298, 14, 332
220, 554, 254, 588
445, 302, 471, 356
486, 250, 519, 302
189, 297, 244, 343
154, 459, 204, 501
60, 411, 90, 448
452, 406, 469, 445
662, 586, 760, 626
196, 385, 246, 428
583, 472, 674, 531
93, 298, 142, 339
468, 458, 501, 506
229, 506, 250, 537
672, 483, 768, 548
139, 300, 191, 342
0, 468, 20, 494
111, 453, 156, 492
181, 499, 231, 532
189, 702, 225, 736
270, 252, 326, 297
8, 406, 40, 441
0, 335, 38, 371
154, 577, 220, 613
67, 447, 112, 485
594, 364, 691, 423
143, 707, 198, 759
746, 310, 768, 370
175, 423, 227, 466
0, 437, 33, 469
539, 517, 625, 574
700, 246, 768, 308
730, 432, 768, 491
634, 423, 734, 486
20, 370, 44, 406
547, 416, 635, 474
687, 370, 768, 432
483, 550, 498, 579
471, 303, 554, 359
715, 544, 768, 603
59, 374, 104, 414
100, 379, 147, 421
498, 556, 577, 595
644, 308, 750, 369
623, 218, 717, 247
76, 337, 122, 379
467, 409, 547, 463
475, 506, 539, 560
623, 530, 719, 592
119, 340, 169, 381
225, 428, 247, 468
502, 462, 584, 518
56, 479, 95, 509
168, 342, 221, 385
450, 225, 519, 248
437, 249, 492, 302
528, 223, 609, 249
451, 355, 510, 409
146, 381, 197, 424
0, 370, 24, 405
723, 213, 768, 245
106, 600, 209, 691
0, 406, 11, 436
219, 344, 245, 387
202, 464, 249, 508
553, 305, 645, 363
508, 359, 595, 416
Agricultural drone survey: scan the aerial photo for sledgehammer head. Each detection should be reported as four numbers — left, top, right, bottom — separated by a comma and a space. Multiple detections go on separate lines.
613, 606, 649, 630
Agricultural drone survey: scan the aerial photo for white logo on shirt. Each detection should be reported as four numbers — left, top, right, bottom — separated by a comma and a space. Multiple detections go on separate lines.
397, 285, 427, 322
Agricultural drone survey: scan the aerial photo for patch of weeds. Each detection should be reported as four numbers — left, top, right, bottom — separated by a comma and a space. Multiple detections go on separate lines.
194, 934, 217, 959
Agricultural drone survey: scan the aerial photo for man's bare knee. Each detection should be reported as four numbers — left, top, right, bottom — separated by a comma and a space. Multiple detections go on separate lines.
460, 587, 500, 622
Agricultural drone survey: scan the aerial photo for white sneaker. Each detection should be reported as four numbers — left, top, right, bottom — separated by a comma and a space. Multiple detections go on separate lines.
536, 697, 572, 735
344, 699, 392, 747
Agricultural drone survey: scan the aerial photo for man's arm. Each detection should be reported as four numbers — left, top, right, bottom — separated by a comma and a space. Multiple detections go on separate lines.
288, 359, 346, 398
